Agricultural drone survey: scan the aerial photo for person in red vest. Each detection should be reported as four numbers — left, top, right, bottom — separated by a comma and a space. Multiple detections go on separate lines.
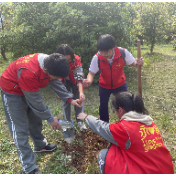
55, 44, 87, 131
0, 53, 82, 174
77, 91, 174, 174
83, 34, 144, 123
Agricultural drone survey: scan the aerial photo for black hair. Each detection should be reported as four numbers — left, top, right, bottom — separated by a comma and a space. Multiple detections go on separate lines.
112, 92, 149, 115
44, 53, 70, 78
55, 44, 75, 64
97, 34, 116, 51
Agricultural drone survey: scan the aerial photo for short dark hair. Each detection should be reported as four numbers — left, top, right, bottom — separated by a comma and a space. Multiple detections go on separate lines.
44, 53, 70, 78
97, 34, 116, 51
112, 92, 149, 115
55, 44, 75, 64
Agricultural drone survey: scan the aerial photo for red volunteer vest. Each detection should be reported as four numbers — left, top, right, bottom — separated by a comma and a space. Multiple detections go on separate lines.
0, 54, 50, 95
98, 47, 126, 89
104, 121, 174, 174
61, 54, 84, 88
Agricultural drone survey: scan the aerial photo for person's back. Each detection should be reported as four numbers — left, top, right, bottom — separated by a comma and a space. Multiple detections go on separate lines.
0, 53, 49, 94
107, 116, 173, 174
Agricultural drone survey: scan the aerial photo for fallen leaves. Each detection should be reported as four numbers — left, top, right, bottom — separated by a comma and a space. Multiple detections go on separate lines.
59, 128, 110, 173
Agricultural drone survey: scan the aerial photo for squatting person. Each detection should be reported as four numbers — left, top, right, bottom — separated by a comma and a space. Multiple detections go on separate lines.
77, 91, 174, 174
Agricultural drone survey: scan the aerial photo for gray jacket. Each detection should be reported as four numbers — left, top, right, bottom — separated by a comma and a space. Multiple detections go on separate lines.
85, 115, 131, 149
85, 115, 119, 146
85, 112, 153, 149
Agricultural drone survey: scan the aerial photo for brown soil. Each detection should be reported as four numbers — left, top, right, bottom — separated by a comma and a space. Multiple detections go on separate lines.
59, 128, 110, 173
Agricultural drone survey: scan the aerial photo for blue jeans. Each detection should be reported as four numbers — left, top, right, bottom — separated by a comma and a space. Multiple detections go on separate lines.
99, 83, 128, 122
98, 149, 108, 174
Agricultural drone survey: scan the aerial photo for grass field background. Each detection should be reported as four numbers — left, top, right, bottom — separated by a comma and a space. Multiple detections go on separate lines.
0, 44, 175, 173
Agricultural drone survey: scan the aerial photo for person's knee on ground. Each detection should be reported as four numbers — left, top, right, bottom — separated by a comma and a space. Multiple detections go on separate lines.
98, 149, 108, 174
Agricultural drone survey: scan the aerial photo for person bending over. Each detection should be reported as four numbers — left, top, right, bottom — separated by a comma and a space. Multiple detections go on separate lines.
0, 53, 81, 174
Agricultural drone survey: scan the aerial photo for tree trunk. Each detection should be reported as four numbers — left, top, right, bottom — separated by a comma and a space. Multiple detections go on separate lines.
1, 46, 7, 60
1, 8, 7, 60
150, 14, 156, 54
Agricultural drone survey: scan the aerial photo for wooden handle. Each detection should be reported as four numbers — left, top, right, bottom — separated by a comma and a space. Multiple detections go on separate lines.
137, 39, 142, 98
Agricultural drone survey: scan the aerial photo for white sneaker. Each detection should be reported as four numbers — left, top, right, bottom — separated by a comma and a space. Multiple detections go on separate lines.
77, 121, 87, 131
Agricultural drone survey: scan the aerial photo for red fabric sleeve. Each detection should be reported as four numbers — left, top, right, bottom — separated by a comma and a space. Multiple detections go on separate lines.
74, 55, 82, 66
110, 121, 129, 149
77, 80, 83, 84
67, 98, 73, 104
18, 69, 40, 92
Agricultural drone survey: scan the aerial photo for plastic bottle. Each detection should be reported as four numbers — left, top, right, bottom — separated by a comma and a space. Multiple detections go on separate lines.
58, 119, 74, 131
58, 119, 75, 144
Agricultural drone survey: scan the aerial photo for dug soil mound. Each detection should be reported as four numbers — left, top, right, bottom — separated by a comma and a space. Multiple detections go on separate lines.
59, 128, 110, 173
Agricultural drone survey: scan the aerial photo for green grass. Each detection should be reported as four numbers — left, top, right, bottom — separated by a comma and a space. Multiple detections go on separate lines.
0, 44, 176, 173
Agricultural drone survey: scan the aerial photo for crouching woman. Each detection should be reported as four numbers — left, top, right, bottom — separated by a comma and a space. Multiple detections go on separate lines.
77, 92, 174, 174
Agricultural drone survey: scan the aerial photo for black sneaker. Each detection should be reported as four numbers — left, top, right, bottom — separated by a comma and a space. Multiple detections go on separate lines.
28, 168, 42, 174
34, 143, 57, 153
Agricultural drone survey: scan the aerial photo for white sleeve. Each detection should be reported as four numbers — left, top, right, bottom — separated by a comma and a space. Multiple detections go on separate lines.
124, 49, 136, 65
89, 55, 99, 74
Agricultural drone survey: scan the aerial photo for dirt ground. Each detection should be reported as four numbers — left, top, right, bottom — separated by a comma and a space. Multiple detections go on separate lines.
59, 128, 110, 173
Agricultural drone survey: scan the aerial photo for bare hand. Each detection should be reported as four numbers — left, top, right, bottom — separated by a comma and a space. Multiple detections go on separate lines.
77, 112, 87, 120
71, 99, 82, 107
80, 93, 85, 102
136, 57, 144, 66
57, 95, 61, 100
83, 79, 91, 87
50, 117, 61, 130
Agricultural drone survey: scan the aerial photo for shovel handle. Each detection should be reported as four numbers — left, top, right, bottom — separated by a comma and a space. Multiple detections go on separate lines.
137, 39, 142, 98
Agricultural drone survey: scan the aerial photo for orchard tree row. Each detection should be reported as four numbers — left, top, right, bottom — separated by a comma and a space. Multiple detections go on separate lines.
0, 2, 176, 73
